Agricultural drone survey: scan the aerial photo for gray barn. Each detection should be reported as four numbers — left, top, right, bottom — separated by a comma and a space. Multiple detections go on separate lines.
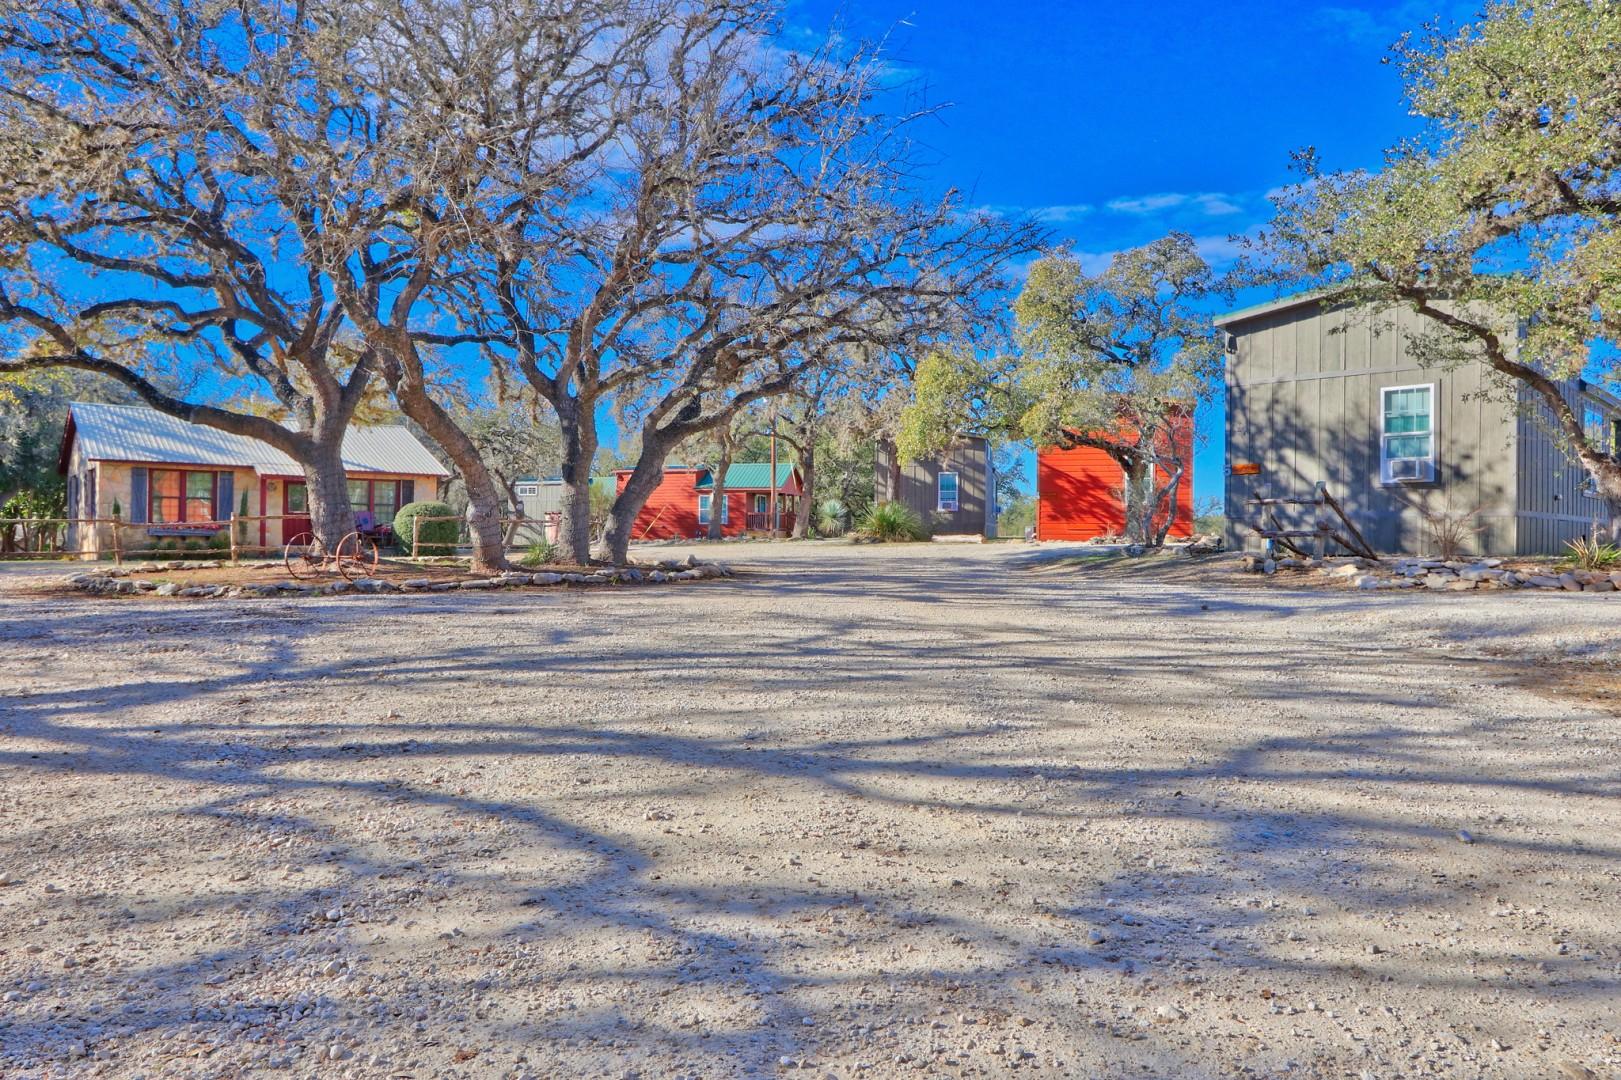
875, 436, 998, 537
1217, 293, 1619, 557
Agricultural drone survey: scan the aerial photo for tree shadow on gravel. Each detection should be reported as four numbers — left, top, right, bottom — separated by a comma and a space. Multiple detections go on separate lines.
0, 574, 1617, 1076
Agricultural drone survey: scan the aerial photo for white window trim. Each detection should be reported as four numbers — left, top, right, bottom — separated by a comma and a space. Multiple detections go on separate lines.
699, 493, 731, 524
1379, 382, 1437, 485
937, 470, 961, 512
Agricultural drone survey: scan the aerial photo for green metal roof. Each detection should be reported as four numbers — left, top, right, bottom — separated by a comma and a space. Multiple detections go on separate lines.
696, 463, 796, 490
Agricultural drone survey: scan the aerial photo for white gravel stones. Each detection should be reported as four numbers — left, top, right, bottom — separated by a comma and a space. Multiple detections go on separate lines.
5, 540, 1619, 1077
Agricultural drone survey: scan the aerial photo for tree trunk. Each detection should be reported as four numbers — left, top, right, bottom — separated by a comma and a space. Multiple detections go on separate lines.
707, 430, 734, 541
880, 436, 902, 502
793, 440, 815, 538
1151, 460, 1185, 547
301, 434, 356, 548
390, 375, 509, 573
1121, 457, 1154, 545
603, 442, 670, 566
502, 478, 525, 546
554, 396, 599, 565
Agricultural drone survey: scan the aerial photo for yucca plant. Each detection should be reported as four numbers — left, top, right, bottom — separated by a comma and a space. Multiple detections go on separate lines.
815, 498, 848, 536
521, 539, 559, 567
857, 500, 927, 542
1563, 535, 1621, 571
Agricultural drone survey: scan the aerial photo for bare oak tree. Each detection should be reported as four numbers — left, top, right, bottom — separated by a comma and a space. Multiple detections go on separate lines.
453, 3, 1040, 564
0, 0, 412, 544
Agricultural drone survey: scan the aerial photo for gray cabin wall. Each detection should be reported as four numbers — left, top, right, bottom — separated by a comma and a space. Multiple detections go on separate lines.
518, 481, 565, 521
876, 438, 994, 536
1515, 381, 1620, 554
1225, 302, 1519, 556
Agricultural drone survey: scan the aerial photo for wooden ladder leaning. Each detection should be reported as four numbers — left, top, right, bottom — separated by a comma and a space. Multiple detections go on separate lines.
1249, 482, 1378, 560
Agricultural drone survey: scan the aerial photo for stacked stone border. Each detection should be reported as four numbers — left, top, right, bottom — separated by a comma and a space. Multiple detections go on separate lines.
1242, 553, 1621, 593
63, 556, 733, 600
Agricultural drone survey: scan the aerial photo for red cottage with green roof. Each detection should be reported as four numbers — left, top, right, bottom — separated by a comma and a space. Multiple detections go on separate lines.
614, 463, 803, 539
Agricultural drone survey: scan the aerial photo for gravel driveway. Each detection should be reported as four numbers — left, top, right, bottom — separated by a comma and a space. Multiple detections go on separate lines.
1, 543, 1618, 1080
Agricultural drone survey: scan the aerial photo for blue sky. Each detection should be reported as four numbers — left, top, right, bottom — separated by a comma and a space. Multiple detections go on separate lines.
783, 0, 1483, 503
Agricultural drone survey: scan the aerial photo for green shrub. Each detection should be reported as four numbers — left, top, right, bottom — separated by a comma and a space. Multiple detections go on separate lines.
394, 501, 459, 555
815, 498, 848, 536
1564, 536, 1621, 571
521, 539, 559, 567
857, 500, 927, 542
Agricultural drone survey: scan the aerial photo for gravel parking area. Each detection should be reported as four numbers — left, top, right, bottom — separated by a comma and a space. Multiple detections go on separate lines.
1, 543, 1618, 1079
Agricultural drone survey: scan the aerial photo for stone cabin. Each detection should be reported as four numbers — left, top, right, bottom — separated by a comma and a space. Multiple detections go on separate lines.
59, 402, 449, 557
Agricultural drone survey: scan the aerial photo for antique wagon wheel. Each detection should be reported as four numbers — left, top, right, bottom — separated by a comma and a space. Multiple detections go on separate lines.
334, 531, 380, 581
283, 532, 326, 580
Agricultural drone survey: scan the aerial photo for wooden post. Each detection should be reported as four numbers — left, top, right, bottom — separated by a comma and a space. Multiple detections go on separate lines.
411, 514, 421, 560
111, 513, 122, 566
229, 512, 240, 564
769, 417, 779, 536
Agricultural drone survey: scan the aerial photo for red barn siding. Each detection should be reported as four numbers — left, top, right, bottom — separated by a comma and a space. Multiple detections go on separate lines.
615, 470, 753, 539
1036, 421, 1194, 541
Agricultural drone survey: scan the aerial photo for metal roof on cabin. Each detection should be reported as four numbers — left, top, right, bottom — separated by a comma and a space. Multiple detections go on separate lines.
695, 463, 797, 490
1212, 288, 1344, 328
66, 402, 450, 476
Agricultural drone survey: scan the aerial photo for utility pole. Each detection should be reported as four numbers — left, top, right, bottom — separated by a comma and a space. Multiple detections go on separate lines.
769, 407, 779, 536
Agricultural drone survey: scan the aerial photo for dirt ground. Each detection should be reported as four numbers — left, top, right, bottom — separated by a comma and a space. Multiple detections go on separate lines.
1, 541, 1618, 1080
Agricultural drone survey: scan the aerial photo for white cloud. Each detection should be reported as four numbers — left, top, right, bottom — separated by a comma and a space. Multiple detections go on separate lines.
1031, 203, 1093, 223
1105, 191, 1243, 217
1191, 231, 1259, 267
1106, 192, 1190, 215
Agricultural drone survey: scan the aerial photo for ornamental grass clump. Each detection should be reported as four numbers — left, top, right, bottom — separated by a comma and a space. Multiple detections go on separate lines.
1564, 536, 1621, 571
857, 501, 927, 542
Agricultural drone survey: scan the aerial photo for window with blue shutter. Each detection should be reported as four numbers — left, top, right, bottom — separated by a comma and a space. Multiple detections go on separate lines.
215, 472, 234, 523
129, 468, 148, 523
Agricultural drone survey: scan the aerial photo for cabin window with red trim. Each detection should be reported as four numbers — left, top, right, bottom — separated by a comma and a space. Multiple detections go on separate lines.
151, 470, 216, 523
347, 479, 401, 523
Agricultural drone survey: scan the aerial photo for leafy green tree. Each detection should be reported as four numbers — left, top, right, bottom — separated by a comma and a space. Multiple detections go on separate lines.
900, 235, 1224, 545
1259, 0, 1621, 510
997, 492, 1036, 538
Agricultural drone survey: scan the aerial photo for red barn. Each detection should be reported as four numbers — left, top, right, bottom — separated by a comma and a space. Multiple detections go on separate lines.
616, 463, 802, 540
1036, 418, 1194, 541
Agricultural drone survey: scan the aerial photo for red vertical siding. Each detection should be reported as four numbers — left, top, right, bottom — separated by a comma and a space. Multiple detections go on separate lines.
1036, 417, 1194, 541
615, 471, 757, 539
619, 469, 700, 539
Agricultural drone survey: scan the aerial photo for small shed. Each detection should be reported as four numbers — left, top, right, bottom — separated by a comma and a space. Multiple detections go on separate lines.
1036, 418, 1194, 541
874, 436, 997, 537
617, 463, 802, 539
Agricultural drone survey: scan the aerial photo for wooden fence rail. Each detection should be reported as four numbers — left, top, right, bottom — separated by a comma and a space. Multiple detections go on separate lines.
1, 513, 555, 564
1, 514, 317, 564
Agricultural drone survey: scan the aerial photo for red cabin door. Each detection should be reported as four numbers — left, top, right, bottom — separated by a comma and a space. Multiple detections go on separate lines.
283, 481, 314, 544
